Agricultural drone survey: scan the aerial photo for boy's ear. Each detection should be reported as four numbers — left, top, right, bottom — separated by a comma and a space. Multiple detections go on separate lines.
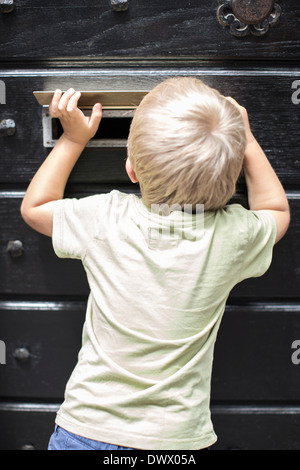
125, 158, 138, 183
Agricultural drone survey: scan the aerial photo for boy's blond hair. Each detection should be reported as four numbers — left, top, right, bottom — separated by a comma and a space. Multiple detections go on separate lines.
127, 77, 246, 211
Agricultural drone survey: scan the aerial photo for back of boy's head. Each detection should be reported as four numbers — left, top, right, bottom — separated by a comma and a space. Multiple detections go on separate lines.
127, 77, 246, 211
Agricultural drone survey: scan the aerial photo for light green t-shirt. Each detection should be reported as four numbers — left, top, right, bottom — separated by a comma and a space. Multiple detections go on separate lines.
52, 190, 276, 450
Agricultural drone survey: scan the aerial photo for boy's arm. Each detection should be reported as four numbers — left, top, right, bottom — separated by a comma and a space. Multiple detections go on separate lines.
20, 89, 102, 237
243, 138, 290, 244
227, 97, 290, 244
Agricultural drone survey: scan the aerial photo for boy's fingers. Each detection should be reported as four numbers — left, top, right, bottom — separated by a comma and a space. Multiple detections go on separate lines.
225, 96, 240, 108
225, 96, 246, 118
57, 88, 76, 113
67, 91, 81, 113
49, 89, 62, 116
88, 103, 102, 133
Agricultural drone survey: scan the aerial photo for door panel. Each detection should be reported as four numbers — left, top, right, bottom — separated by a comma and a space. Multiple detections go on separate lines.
0, 0, 299, 59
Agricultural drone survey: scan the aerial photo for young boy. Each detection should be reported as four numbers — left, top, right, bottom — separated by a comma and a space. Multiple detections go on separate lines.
21, 77, 290, 450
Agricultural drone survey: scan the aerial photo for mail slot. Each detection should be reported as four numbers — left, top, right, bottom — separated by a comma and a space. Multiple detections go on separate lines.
33, 90, 148, 148
41, 108, 134, 148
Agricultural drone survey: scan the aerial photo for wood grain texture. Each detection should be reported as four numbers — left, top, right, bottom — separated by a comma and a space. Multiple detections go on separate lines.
211, 405, 300, 450
0, 404, 57, 450
1, 301, 300, 403
1, 402, 300, 449
212, 303, 300, 402
0, 71, 299, 188
0, 195, 88, 297
0, 0, 299, 59
0, 195, 299, 298
0, 302, 85, 400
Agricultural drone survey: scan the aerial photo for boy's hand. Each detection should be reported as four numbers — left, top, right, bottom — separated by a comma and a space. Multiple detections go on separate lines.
225, 96, 255, 146
49, 88, 102, 146
225, 97, 290, 244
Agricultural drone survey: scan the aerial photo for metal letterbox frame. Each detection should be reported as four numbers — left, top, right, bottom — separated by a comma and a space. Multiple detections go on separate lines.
34, 90, 148, 148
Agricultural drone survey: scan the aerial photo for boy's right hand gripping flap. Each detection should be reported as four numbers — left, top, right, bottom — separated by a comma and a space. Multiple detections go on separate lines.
49, 88, 102, 147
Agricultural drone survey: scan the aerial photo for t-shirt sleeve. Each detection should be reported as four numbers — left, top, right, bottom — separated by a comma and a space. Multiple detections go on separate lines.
238, 208, 277, 281
52, 194, 109, 260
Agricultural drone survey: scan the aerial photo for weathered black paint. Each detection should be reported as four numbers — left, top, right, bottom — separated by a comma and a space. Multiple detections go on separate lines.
0, 0, 299, 59
0, 0, 299, 451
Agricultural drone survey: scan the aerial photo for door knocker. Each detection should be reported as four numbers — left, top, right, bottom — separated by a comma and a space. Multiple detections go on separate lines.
217, 0, 282, 37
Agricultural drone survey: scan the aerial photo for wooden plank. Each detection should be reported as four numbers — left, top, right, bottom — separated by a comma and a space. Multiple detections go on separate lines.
0, 403, 57, 450
0, 197, 89, 297
211, 405, 300, 450
0, 71, 299, 188
0, 301, 85, 400
0, 402, 300, 450
1, 301, 300, 401
0, 0, 299, 59
212, 303, 300, 402
1, 194, 299, 298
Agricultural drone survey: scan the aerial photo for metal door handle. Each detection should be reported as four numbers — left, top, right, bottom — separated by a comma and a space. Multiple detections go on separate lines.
217, 0, 281, 37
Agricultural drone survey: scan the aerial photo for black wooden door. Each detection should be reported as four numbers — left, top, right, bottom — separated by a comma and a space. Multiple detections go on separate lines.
0, 0, 299, 450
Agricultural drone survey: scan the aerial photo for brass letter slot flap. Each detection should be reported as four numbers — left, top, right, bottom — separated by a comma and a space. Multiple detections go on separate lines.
33, 90, 148, 109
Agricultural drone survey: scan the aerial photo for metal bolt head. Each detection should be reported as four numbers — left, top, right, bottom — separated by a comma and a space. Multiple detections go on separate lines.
13, 347, 31, 363
0, 119, 16, 136
110, 0, 128, 12
7, 240, 24, 258
231, 0, 275, 25
0, 0, 14, 14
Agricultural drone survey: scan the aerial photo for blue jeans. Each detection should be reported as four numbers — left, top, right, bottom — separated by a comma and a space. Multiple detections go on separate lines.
48, 425, 135, 450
